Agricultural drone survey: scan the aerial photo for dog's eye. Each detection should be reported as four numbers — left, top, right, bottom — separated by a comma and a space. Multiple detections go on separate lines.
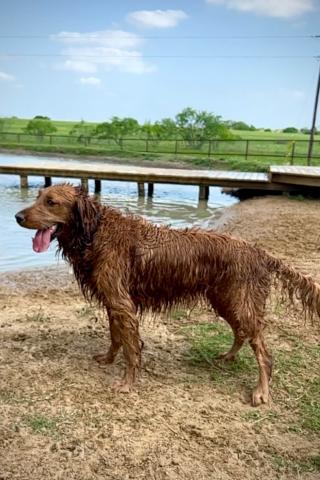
47, 199, 56, 206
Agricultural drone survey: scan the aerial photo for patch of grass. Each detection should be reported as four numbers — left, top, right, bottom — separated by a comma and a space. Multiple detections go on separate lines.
171, 308, 188, 321
287, 193, 306, 201
24, 414, 58, 435
300, 377, 320, 433
76, 305, 97, 318
26, 307, 49, 323
274, 343, 320, 433
182, 321, 320, 432
271, 453, 320, 474
242, 410, 279, 423
181, 322, 254, 377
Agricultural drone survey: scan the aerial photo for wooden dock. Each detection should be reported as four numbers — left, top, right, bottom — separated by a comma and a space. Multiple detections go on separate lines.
270, 166, 320, 188
0, 161, 319, 200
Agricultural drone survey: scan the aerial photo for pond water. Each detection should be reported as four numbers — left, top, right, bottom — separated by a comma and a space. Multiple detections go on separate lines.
0, 153, 237, 272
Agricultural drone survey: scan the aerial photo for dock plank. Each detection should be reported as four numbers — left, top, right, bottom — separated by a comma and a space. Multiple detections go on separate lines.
0, 162, 271, 189
270, 166, 320, 187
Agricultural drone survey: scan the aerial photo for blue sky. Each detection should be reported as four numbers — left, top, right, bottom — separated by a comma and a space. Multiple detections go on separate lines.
0, 0, 319, 128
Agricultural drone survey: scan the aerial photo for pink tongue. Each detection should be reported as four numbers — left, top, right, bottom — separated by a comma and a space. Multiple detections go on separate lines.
32, 229, 52, 253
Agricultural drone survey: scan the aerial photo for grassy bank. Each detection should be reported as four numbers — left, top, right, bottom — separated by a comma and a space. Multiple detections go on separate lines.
1, 117, 319, 171
0, 142, 278, 171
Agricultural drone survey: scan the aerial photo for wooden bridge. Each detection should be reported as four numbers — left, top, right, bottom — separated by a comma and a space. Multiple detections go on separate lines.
0, 161, 319, 200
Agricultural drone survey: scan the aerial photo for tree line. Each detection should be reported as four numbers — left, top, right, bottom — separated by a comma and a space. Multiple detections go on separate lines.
0, 110, 317, 146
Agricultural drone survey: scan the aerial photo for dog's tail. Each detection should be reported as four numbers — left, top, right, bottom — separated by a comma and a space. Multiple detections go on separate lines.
265, 253, 320, 325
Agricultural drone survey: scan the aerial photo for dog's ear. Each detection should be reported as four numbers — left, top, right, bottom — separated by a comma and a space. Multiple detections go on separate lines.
71, 189, 100, 240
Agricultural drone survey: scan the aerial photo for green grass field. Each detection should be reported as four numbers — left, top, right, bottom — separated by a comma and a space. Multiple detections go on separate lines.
0, 117, 319, 171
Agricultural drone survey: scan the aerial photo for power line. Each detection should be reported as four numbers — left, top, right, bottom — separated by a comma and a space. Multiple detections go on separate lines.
0, 34, 319, 40
0, 53, 317, 59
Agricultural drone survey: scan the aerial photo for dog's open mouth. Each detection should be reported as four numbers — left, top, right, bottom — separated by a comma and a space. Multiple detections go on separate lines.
32, 225, 57, 253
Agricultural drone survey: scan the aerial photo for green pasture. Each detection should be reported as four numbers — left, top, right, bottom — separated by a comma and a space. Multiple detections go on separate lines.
0, 117, 318, 171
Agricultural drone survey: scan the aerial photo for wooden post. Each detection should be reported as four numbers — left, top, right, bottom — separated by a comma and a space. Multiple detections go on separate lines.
94, 179, 101, 193
146, 139, 149, 152
199, 185, 209, 201
20, 175, 28, 188
49, 135, 52, 145
175, 140, 178, 155
138, 183, 145, 197
147, 183, 154, 197
290, 142, 296, 165
81, 178, 89, 191
245, 140, 249, 160
44, 176, 52, 187
208, 140, 212, 157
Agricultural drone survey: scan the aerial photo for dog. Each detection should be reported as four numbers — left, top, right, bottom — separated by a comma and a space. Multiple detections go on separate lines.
15, 184, 320, 405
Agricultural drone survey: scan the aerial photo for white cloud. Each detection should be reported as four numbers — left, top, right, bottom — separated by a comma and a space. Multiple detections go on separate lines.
0, 71, 15, 81
63, 60, 97, 73
206, 0, 315, 18
52, 29, 155, 75
79, 76, 101, 86
127, 9, 188, 28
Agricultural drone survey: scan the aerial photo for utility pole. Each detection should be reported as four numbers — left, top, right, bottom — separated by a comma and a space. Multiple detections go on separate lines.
307, 59, 320, 165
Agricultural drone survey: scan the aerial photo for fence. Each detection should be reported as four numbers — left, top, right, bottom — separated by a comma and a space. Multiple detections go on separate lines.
0, 132, 319, 166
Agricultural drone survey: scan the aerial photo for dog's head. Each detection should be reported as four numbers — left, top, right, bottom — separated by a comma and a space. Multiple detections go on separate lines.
15, 184, 99, 253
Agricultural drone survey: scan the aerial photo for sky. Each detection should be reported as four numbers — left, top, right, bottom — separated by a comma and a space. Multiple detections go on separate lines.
0, 0, 319, 128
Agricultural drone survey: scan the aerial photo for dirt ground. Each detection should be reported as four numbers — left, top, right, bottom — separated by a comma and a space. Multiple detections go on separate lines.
0, 195, 319, 480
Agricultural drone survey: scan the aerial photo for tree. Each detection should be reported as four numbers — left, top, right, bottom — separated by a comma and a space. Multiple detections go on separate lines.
33, 115, 50, 120
230, 121, 256, 131
93, 117, 139, 145
69, 120, 94, 144
25, 118, 57, 138
0, 118, 8, 133
283, 127, 298, 133
140, 118, 177, 140
175, 107, 232, 146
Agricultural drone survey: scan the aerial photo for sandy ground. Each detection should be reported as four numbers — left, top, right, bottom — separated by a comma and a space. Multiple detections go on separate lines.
0, 195, 320, 480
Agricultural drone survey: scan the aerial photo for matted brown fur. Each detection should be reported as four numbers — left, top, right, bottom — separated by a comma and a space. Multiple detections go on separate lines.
15, 184, 320, 406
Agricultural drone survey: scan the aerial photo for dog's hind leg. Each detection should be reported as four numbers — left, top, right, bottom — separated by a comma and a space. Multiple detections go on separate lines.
217, 323, 246, 362
249, 333, 273, 407
93, 314, 123, 365
208, 295, 247, 362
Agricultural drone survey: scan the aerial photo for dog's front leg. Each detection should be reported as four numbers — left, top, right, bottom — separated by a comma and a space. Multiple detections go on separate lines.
107, 297, 142, 393
93, 312, 123, 365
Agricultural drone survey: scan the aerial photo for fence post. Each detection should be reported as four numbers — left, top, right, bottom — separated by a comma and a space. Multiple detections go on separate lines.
49, 135, 52, 145
175, 140, 178, 155
17, 133, 20, 143
245, 140, 249, 160
146, 139, 149, 152
290, 141, 295, 165
208, 140, 212, 157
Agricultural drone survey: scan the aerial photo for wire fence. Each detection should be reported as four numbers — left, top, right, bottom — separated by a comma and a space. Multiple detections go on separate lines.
0, 132, 319, 165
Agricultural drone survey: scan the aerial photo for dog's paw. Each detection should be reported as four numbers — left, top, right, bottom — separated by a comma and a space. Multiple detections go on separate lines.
216, 352, 237, 362
251, 386, 270, 407
111, 379, 132, 394
93, 353, 114, 365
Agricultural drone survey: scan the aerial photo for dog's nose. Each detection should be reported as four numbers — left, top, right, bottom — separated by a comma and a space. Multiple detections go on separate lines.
15, 212, 25, 225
